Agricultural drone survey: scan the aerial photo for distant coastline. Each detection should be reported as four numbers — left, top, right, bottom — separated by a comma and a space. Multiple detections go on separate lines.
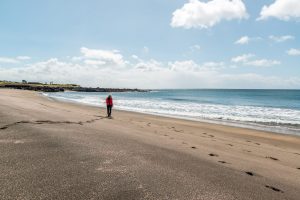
0, 80, 149, 93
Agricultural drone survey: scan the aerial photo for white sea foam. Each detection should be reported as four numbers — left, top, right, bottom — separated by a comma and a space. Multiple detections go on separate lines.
44, 92, 300, 135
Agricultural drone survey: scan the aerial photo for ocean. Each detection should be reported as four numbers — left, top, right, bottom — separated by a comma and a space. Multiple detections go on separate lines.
44, 89, 300, 136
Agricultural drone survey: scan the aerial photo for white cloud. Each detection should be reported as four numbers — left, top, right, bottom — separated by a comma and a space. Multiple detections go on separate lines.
246, 59, 281, 67
0, 56, 30, 64
287, 48, 300, 56
258, 0, 300, 21
169, 60, 199, 72
80, 47, 124, 66
71, 56, 83, 62
219, 73, 300, 89
231, 54, 280, 67
134, 59, 164, 72
131, 55, 140, 60
235, 36, 250, 45
17, 56, 31, 60
201, 62, 225, 70
171, 0, 248, 29
235, 36, 262, 45
84, 60, 106, 66
0, 57, 19, 64
231, 54, 255, 63
190, 45, 201, 52
168, 60, 225, 72
143, 46, 149, 54
269, 35, 294, 42
1, 47, 298, 89
235, 35, 294, 45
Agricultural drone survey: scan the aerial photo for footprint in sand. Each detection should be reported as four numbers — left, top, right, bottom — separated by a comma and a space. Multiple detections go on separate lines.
170, 127, 184, 133
182, 142, 187, 145
255, 143, 260, 145
245, 171, 254, 176
243, 150, 252, 153
294, 153, 300, 156
218, 161, 229, 164
227, 144, 233, 147
266, 156, 279, 161
209, 153, 218, 157
246, 140, 251, 143
174, 129, 184, 133
164, 134, 168, 136
297, 167, 300, 170
191, 146, 197, 149
202, 133, 207, 135
209, 135, 214, 138
265, 185, 284, 193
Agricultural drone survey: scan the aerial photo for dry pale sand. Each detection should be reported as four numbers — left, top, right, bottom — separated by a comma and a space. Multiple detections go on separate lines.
0, 89, 299, 200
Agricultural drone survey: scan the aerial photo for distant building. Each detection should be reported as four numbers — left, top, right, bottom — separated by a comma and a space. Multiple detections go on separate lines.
22, 80, 27, 84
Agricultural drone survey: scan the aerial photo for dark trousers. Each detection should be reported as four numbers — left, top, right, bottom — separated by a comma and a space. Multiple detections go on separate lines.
107, 105, 112, 117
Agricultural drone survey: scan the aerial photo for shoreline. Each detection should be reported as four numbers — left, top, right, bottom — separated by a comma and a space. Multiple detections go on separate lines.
1, 89, 300, 199
42, 91, 300, 137
40, 91, 300, 149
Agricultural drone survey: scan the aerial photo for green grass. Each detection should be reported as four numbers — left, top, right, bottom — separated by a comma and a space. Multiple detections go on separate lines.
0, 80, 80, 88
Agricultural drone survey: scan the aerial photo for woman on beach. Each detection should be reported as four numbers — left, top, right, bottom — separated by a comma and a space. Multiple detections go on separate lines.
106, 95, 113, 117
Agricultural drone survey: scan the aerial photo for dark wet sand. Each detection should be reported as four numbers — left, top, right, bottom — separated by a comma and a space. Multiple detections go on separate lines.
0, 89, 300, 200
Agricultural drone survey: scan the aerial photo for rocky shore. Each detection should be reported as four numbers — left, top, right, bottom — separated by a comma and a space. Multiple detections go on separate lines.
72, 87, 149, 93
0, 81, 149, 93
0, 84, 65, 92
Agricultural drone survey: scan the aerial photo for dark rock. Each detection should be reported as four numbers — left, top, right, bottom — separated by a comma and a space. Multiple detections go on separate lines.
1, 84, 64, 92
71, 87, 150, 92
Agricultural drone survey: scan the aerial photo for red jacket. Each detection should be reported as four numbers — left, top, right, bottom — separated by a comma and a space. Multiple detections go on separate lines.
106, 97, 113, 106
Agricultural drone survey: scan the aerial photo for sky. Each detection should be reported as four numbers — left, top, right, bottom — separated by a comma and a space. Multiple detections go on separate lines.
0, 0, 299, 89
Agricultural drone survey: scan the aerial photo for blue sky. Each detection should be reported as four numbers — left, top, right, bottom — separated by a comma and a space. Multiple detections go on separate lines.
0, 0, 299, 89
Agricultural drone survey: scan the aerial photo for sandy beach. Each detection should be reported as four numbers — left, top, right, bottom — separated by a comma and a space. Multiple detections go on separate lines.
0, 89, 299, 200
